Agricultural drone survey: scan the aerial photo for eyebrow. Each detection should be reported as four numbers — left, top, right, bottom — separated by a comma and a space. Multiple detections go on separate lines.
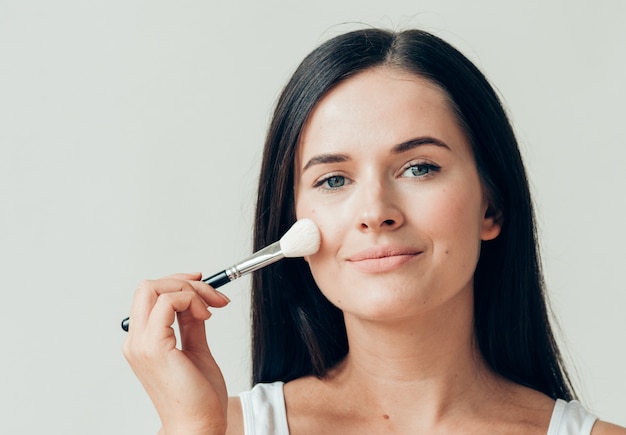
391, 136, 451, 154
301, 136, 450, 172
302, 153, 350, 172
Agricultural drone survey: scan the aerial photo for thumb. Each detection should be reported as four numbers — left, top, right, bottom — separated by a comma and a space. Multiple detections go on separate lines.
177, 309, 211, 353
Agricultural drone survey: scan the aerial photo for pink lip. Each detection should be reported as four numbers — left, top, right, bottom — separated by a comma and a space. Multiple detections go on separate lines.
346, 247, 422, 273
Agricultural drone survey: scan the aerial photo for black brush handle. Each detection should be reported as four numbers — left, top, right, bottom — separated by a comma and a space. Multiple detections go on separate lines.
202, 270, 231, 288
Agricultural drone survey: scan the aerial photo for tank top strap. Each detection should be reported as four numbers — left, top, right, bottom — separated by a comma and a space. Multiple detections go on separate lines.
547, 399, 598, 435
239, 381, 290, 435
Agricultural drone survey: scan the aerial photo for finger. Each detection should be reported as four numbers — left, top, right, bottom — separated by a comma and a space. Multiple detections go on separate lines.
145, 291, 211, 342
187, 280, 231, 308
178, 308, 210, 353
129, 278, 201, 334
148, 274, 230, 308
164, 272, 203, 281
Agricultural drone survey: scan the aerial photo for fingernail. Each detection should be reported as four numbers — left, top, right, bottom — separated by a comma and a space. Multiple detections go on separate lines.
216, 290, 231, 303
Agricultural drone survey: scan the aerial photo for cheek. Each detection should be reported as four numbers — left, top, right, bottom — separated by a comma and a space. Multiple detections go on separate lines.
424, 188, 485, 269
296, 196, 350, 250
295, 203, 352, 299
296, 204, 337, 268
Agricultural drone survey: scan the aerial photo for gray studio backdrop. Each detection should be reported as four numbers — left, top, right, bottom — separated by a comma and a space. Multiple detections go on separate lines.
1, 1, 624, 433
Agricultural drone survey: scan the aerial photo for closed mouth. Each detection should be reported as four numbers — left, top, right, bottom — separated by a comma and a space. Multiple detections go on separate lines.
347, 247, 422, 262
346, 247, 422, 273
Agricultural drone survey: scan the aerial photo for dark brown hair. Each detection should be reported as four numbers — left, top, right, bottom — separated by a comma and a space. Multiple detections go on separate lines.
251, 28, 575, 401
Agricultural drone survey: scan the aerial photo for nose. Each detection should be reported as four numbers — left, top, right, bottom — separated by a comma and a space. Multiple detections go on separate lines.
355, 181, 404, 232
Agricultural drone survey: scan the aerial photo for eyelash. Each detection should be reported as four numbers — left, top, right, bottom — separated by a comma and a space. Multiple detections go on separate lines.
401, 161, 441, 179
312, 161, 441, 191
313, 174, 348, 191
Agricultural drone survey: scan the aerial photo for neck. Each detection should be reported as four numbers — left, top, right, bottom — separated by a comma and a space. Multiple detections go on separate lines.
327, 284, 500, 421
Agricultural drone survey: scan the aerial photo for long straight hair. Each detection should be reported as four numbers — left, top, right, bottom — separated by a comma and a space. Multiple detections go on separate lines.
252, 28, 575, 401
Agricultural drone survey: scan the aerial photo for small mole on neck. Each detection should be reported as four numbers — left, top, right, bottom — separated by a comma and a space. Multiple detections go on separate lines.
383, 414, 390, 420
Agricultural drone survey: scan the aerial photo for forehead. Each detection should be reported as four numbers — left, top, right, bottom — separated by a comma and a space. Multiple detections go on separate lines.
296, 67, 468, 163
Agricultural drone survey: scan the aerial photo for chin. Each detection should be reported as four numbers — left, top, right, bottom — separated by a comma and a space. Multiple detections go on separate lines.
326, 283, 430, 321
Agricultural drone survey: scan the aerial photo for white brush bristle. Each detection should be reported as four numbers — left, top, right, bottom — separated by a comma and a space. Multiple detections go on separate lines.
279, 219, 321, 257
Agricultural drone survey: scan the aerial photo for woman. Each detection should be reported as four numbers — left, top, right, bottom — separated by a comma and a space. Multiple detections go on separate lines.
124, 28, 625, 434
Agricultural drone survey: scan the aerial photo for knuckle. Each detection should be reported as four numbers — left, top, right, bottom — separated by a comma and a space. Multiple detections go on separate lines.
132, 279, 155, 299
159, 290, 193, 307
157, 292, 176, 304
135, 279, 153, 292
123, 337, 162, 363
122, 339, 144, 363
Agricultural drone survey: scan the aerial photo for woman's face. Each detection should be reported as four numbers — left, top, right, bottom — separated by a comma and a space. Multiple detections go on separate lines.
294, 67, 501, 322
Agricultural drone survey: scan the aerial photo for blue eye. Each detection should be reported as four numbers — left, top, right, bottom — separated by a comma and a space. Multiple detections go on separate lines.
324, 175, 345, 188
403, 163, 440, 178
314, 174, 346, 190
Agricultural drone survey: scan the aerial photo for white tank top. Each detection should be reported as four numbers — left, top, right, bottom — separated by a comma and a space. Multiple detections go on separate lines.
239, 382, 598, 435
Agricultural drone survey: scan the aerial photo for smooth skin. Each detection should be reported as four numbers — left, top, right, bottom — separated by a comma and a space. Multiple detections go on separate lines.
289, 67, 545, 433
124, 68, 626, 434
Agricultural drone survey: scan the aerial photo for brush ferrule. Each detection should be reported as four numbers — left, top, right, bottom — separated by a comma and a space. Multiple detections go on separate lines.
225, 241, 283, 280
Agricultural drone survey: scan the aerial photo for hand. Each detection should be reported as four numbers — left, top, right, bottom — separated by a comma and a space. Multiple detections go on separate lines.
123, 273, 231, 434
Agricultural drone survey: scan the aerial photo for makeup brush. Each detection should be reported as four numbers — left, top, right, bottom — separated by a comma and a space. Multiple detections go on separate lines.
121, 218, 320, 331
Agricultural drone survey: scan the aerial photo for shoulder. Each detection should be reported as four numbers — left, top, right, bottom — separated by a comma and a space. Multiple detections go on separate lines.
283, 375, 342, 432
226, 396, 244, 435
283, 375, 331, 416
592, 421, 626, 435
